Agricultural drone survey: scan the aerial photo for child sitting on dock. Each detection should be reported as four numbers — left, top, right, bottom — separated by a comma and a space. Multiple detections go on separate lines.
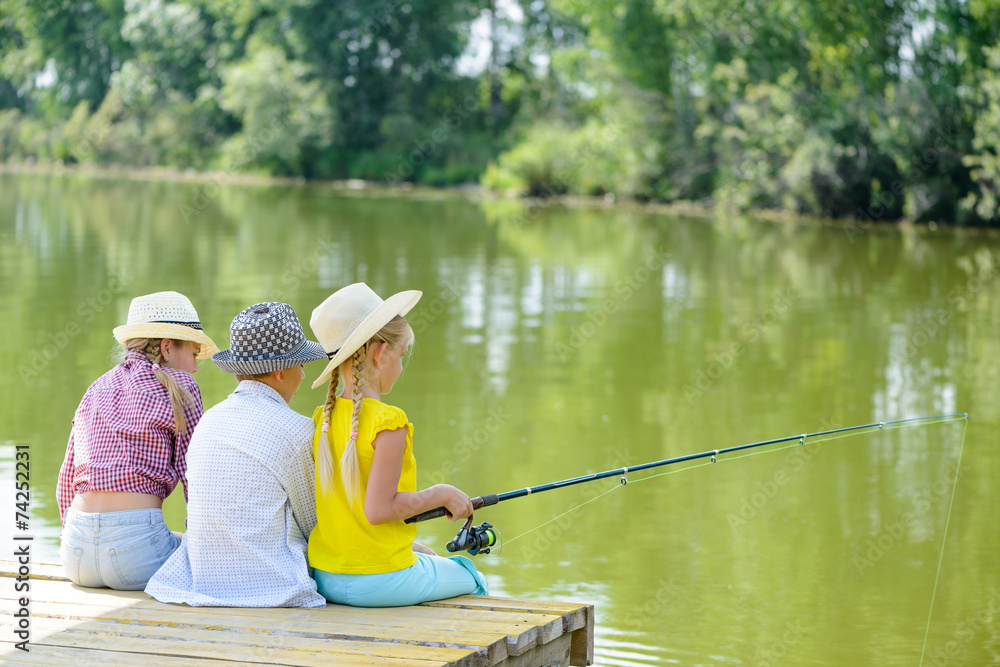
145, 303, 329, 607
57, 291, 218, 590
307, 282, 488, 606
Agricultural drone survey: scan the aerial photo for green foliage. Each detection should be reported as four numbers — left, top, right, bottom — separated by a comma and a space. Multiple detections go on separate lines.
8, 0, 131, 106
480, 161, 525, 194
0, 0, 998, 224
217, 37, 335, 176
145, 93, 228, 169
698, 65, 806, 210
285, 0, 481, 158
120, 0, 213, 98
484, 123, 572, 196
484, 113, 663, 199
0, 109, 23, 159
962, 46, 1000, 221
495, 0, 997, 224
696, 65, 905, 220
0, 0, 492, 181
19, 116, 54, 159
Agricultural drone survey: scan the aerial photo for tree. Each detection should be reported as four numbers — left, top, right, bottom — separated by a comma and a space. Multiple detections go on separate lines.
962, 45, 1000, 220
217, 36, 335, 176
10, 0, 131, 107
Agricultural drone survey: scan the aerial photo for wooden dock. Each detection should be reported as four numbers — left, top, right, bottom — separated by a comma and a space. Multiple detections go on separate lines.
1, 561, 593, 666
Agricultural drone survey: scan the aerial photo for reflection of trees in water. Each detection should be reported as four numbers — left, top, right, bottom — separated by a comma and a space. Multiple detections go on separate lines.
4, 177, 999, 589
3, 176, 999, 665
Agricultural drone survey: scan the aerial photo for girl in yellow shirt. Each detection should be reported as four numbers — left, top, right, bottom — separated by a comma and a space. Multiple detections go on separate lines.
307, 283, 488, 606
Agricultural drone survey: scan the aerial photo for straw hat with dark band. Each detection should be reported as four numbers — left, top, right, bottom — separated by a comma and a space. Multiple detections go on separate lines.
310, 283, 421, 390
113, 291, 219, 359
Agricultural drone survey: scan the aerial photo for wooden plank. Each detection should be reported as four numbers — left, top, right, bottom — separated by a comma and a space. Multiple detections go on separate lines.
423, 597, 590, 636
2, 579, 562, 658
425, 595, 590, 613
7, 600, 509, 665
9, 627, 465, 666
0, 560, 67, 581
422, 596, 589, 615
0, 564, 588, 620
8, 614, 480, 664
569, 605, 594, 666
5, 577, 562, 630
495, 634, 572, 667
1, 616, 482, 667
18, 597, 511, 645
423, 595, 594, 664
3, 589, 545, 660
1, 562, 595, 666
11, 577, 559, 621
0, 580, 148, 606
0, 641, 248, 666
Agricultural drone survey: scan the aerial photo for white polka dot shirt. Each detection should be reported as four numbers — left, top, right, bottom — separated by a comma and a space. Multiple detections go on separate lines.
146, 381, 325, 607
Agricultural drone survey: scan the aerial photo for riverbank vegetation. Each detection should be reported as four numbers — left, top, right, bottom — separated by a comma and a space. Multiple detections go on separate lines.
1, 0, 999, 225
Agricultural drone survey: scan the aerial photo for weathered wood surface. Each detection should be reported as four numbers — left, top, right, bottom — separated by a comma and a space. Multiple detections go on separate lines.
0, 560, 593, 667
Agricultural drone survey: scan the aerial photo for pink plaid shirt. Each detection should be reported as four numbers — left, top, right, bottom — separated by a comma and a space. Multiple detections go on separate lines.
57, 350, 203, 520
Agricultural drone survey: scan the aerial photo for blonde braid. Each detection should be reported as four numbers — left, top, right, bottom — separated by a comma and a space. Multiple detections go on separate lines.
339, 345, 367, 505
130, 338, 194, 435
317, 367, 340, 496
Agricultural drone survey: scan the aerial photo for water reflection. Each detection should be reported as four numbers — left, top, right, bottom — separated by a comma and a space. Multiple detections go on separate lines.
2, 174, 999, 666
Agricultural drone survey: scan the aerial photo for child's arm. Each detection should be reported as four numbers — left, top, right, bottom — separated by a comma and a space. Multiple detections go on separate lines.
56, 430, 77, 521
365, 427, 474, 525
287, 434, 318, 541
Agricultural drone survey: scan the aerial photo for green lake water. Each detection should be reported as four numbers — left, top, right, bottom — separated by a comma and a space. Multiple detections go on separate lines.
2, 173, 999, 665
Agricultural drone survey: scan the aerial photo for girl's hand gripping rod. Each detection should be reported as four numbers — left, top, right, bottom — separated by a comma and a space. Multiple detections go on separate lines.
406, 495, 501, 555
405, 494, 499, 523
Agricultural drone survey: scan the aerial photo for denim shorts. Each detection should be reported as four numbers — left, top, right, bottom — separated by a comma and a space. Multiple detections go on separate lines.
60, 508, 180, 591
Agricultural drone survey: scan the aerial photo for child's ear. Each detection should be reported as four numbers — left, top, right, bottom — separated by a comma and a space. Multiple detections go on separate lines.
372, 341, 388, 367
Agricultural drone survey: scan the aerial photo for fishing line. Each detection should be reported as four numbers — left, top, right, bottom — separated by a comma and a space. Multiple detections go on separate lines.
461, 414, 970, 662
635, 415, 966, 478
504, 461, 726, 545
503, 415, 967, 551
504, 483, 623, 546
410, 414, 968, 558
918, 414, 969, 667
502, 443, 799, 548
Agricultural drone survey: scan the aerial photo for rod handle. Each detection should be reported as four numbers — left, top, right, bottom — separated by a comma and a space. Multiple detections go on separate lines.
404, 494, 498, 524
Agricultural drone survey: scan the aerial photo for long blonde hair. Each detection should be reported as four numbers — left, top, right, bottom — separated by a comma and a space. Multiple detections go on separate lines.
318, 315, 413, 503
126, 338, 195, 434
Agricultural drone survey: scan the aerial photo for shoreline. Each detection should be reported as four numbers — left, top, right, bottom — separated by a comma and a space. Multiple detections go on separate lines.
1, 161, 993, 236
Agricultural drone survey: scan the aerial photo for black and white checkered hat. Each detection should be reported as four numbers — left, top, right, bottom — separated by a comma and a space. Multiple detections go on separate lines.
212, 302, 328, 375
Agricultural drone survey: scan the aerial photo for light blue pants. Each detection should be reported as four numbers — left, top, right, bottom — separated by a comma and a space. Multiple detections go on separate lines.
313, 553, 488, 607
60, 508, 180, 591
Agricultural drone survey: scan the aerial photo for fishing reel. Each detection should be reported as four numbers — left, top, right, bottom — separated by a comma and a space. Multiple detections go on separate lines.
446, 518, 501, 556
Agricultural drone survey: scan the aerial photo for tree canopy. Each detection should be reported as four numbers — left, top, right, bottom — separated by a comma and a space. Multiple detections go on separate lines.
1, 0, 998, 225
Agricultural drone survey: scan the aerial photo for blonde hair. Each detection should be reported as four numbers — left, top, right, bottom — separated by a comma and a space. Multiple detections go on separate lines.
126, 338, 195, 435
318, 315, 413, 503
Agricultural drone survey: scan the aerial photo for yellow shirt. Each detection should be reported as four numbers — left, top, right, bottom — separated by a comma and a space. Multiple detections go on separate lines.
308, 398, 418, 575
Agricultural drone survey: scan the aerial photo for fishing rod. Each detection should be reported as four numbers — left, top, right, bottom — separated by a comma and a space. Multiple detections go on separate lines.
405, 413, 967, 555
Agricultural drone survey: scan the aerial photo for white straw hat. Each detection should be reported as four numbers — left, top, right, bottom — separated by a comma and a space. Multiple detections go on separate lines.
310, 283, 421, 389
113, 291, 219, 359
